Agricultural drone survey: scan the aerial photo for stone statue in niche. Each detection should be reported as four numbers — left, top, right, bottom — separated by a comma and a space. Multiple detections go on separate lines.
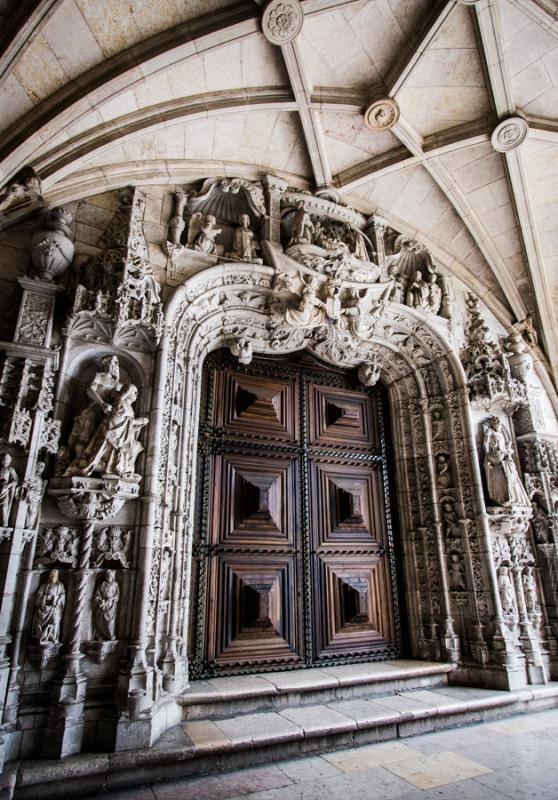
0, 168, 42, 215
82, 384, 148, 481
405, 270, 429, 310
93, 569, 120, 640
192, 214, 221, 255
167, 191, 188, 245
0, 453, 19, 527
431, 408, 445, 440
522, 567, 538, 614
65, 355, 123, 473
532, 499, 550, 544
32, 569, 65, 644
228, 214, 261, 263
482, 416, 530, 508
342, 223, 369, 261
436, 455, 451, 490
428, 273, 442, 314
288, 200, 314, 246
448, 554, 467, 591
497, 566, 516, 618
388, 264, 405, 303
284, 276, 327, 330
23, 461, 45, 529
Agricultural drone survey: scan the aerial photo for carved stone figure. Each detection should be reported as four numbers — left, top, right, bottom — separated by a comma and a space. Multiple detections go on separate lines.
35, 525, 77, 568
24, 461, 45, 529
324, 283, 342, 322
388, 264, 405, 303
358, 355, 383, 387
92, 527, 131, 568
93, 570, 120, 640
522, 567, 538, 614
448, 554, 467, 591
0, 453, 19, 527
532, 500, 550, 544
288, 201, 314, 246
497, 567, 516, 617
168, 191, 188, 245
510, 314, 538, 348
193, 214, 221, 255
0, 169, 42, 215
431, 409, 444, 440
342, 223, 368, 261
32, 569, 65, 644
482, 416, 530, 507
405, 270, 429, 310
66, 356, 123, 471
83, 384, 148, 480
436, 455, 450, 490
229, 214, 261, 262
428, 273, 442, 314
230, 337, 253, 365
284, 277, 326, 329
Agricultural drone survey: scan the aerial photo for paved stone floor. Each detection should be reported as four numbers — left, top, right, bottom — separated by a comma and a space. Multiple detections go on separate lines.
94, 708, 558, 799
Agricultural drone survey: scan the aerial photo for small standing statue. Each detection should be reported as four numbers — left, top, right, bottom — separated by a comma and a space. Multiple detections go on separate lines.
83, 384, 148, 480
0, 453, 19, 527
229, 214, 261, 262
522, 567, 538, 614
193, 214, 221, 255
24, 461, 46, 529
32, 569, 65, 644
287, 201, 314, 246
448, 554, 467, 591
428, 273, 442, 314
342, 223, 369, 261
405, 270, 429, 310
388, 263, 405, 303
93, 570, 120, 640
497, 567, 516, 618
482, 416, 530, 507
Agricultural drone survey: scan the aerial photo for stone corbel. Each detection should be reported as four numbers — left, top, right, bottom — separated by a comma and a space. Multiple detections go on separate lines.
47, 476, 140, 522
82, 639, 119, 664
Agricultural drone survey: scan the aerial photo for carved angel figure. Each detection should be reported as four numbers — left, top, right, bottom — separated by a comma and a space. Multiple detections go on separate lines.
66, 355, 123, 472
482, 416, 530, 507
229, 214, 260, 262
83, 384, 148, 480
0, 453, 19, 527
448, 554, 466, 591
193, 214, 221, 255
284, 277, 326, 330
93, 570, 120, 640
32, 569, 65, 644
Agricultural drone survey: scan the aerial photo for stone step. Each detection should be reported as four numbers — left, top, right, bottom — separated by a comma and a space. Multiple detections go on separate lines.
11, 681, 558, 799
178, 660, 453, 720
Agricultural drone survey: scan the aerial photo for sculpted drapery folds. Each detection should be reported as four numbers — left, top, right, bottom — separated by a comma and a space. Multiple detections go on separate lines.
0, 453, 19, 527
483, 416, 530, 507
93, 570, 120, 641
32, 569, 65, 644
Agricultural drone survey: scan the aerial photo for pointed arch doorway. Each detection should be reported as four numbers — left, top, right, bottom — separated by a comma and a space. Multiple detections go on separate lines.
189, 348, 401, 678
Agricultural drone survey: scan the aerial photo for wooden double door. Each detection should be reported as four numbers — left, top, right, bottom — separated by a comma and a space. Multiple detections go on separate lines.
190, 350, 400, 677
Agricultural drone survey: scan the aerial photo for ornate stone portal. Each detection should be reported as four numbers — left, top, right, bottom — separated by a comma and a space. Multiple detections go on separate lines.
0, 173, 555, 765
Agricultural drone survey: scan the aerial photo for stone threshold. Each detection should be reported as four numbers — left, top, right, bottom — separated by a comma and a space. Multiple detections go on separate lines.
8, 680, 558, 800
179, 659, 454, 719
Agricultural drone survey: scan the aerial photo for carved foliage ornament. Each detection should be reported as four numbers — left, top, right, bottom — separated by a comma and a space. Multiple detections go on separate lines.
262, 0, 304, 45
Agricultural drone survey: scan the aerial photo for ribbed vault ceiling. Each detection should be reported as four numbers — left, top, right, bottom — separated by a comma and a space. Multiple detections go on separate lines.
1, 0, 557, 382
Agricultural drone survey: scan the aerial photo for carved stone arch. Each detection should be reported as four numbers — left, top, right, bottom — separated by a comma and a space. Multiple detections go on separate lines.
144, 261, 505, 691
